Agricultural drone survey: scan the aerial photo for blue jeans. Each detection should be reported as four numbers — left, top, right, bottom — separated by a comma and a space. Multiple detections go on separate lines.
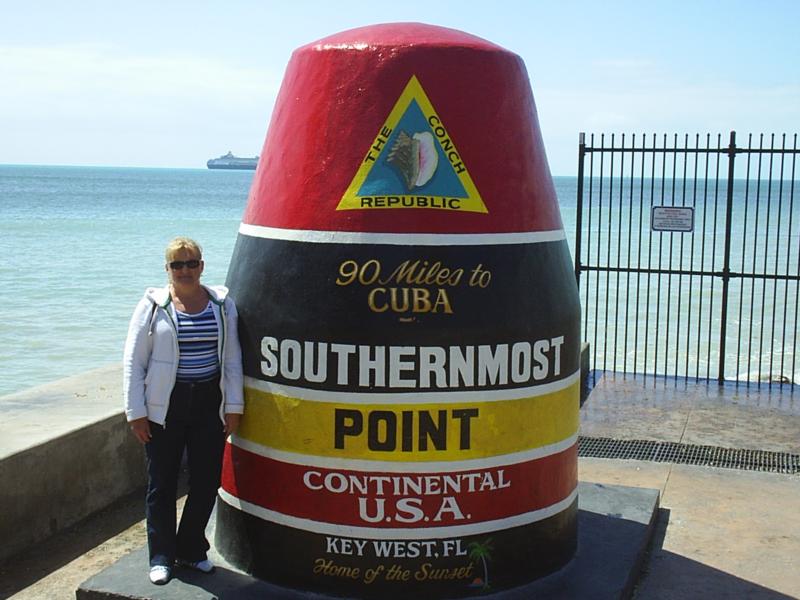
145, 377, 225, 567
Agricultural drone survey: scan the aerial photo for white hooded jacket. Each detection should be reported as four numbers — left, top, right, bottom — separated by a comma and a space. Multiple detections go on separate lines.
123, 285, 244, 425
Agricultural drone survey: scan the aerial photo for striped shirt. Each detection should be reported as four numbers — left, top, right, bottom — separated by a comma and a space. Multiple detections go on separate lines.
175, 301, 220, 382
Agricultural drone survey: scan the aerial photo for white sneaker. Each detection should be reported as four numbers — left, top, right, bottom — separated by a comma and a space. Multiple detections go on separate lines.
178, 558, 215, 573
149, 565, 171, 585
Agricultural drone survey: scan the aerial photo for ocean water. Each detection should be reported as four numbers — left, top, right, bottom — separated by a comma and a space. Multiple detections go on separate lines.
0, 165, 251, 397
1, 165, 797, 398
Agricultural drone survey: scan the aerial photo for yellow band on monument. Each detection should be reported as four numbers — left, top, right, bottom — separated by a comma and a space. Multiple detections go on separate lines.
237, 380, 579, 461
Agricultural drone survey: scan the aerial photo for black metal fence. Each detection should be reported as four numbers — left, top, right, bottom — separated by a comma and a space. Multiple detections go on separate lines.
575, 131, 799, 385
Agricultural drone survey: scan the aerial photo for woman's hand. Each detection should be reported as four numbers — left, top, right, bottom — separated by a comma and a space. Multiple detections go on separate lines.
130, 417, 152, 444
224, 413, 242, 436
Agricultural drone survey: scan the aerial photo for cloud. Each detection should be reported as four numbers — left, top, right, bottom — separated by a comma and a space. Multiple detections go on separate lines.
0, 43, 280, 117
0, 44, 282, 165
541, 82, 800, 131
535, 81, 800, 174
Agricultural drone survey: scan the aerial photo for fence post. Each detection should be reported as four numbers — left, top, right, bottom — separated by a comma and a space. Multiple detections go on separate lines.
718, 130, 737, 383
575, 132, 586, 288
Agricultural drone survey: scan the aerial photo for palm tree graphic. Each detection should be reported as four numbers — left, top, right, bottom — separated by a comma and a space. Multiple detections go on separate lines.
467, 538, 494, 590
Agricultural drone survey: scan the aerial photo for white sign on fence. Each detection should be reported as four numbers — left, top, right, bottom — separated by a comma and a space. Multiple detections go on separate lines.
651, 206, 694, 232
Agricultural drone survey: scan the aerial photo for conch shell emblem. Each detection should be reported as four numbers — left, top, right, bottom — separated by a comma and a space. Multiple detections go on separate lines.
387, 131, 439, 190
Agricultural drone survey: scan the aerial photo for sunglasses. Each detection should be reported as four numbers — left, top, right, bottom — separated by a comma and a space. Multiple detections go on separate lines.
168, 259, 201, 270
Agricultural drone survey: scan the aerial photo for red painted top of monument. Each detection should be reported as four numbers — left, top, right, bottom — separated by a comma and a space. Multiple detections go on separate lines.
243, 22, 563, 234
302, 22, 506, 51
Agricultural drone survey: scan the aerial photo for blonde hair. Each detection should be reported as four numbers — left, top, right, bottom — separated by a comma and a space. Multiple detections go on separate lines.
165, 237, 202, 262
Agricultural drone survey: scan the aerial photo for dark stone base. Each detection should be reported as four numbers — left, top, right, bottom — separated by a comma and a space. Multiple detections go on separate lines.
76, 482, 659, 600
215, 495, 577, 597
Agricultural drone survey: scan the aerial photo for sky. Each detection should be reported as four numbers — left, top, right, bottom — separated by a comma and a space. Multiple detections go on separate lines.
1, 1, 798, 176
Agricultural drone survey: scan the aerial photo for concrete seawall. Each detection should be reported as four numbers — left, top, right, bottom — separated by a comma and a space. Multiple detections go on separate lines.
0, 365, 145, 563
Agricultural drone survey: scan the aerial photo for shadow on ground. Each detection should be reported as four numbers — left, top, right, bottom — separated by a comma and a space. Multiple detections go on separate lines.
0, 483, 187, 600
634, 508, 795, 599
0, 488, 149, 599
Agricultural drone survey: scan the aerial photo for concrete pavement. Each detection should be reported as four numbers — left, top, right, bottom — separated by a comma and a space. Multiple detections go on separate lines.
581, 372, 800, 599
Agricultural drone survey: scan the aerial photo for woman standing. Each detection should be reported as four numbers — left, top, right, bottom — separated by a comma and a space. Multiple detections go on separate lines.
123, 237, 244, 585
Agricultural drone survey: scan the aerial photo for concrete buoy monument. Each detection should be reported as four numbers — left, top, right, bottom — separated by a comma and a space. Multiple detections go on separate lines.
216, 22, 581, 598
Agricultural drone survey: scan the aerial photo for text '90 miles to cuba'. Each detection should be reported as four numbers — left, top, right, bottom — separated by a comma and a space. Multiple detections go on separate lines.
335, 257, 491, 315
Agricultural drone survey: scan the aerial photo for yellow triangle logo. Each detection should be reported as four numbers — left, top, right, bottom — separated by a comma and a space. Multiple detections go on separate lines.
336, 75, 487, 213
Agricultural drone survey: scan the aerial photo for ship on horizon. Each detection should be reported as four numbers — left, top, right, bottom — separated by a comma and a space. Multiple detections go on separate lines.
207, 151, 258, 170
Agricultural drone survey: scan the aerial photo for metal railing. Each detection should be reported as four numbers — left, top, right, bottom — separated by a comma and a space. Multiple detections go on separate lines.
575, 131, 799, 385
